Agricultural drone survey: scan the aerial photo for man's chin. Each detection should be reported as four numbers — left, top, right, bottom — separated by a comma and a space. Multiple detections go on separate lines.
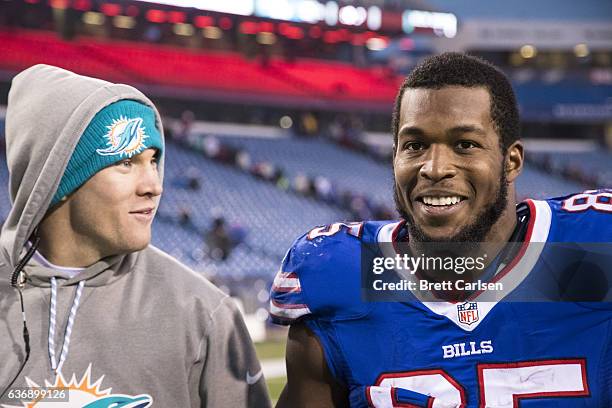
134, 239, 151, 252
410, 224, 468, 243
122, 235, 152, 253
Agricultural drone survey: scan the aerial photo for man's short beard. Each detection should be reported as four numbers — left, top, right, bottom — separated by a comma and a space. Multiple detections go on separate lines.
394, 171, 508, 243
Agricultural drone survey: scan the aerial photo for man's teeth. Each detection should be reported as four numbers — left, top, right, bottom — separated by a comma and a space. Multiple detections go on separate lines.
422, 196, 462, 206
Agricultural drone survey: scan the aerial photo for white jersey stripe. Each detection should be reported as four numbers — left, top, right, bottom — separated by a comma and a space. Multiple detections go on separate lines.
269, 300, 311, 320
272, 271, 301, 292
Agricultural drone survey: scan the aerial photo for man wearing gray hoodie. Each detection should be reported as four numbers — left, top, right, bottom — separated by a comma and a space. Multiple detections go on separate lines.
0, 64, 271, 407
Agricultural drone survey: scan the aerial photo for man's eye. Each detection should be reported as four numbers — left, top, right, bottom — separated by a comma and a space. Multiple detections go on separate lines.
457, 141, 478, 149
116, 159, 132, 167
403, 142, 424, 151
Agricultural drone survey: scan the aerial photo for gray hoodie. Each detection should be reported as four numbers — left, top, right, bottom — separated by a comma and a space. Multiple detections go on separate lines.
0, 65, 271, 407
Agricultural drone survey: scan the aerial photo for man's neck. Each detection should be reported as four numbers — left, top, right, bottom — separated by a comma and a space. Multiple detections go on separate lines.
31, 249, 86, 277
36, 237, 104, 268
38, 208, 106, 268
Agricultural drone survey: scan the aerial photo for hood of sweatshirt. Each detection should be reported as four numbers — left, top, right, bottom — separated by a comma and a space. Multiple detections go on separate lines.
0, 64, 165, 286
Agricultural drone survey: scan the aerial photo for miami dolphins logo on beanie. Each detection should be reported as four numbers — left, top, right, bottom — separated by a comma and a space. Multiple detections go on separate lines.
50, 100, 164, 207
96, 116, 149, 158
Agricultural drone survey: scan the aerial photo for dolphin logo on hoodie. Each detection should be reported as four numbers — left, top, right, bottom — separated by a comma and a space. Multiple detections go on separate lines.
96, 116, 148, 158
82, 394, 153, 408
0, 365, 155, 408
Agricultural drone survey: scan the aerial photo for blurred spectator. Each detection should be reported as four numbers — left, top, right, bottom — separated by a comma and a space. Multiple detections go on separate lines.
205, 217, 232, 261
186, 166, 201, 190
175, 110, 195, 142
236, 150, 252, 171
293, 173, 313, 196
314, 176, 333, 201
203, 136, 221, 158
172, 166, 201, 191
252, 161, 282, 182
227, 221, 248, 247
327, 116, 344, 142
298, 112, 319, 136
349, 195, 372, 220
178, 206, 193, 227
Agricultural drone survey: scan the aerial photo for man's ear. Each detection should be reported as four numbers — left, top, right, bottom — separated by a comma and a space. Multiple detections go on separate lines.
504, 140, 524, 183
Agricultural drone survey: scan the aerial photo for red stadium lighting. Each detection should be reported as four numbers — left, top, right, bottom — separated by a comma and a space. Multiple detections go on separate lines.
323, 29, 351, 44
239, 21, 259, 35
337, 28, 350, 41
286, 31, 304, 40
280, 24, 304, 40
219, 17, 233, 30
350, 33, 367, 46
259, 21, 274, 32
100, 3, 121, 17
323, 30, 341, 44
72, 0, 91, 11
194, 16, 214, 28
309, 25, 322, 39
167, 10, 185, 24
146, 9, 166, 23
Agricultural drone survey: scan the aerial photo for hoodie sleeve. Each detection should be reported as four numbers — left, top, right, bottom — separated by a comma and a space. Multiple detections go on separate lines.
199, 296, 272, 408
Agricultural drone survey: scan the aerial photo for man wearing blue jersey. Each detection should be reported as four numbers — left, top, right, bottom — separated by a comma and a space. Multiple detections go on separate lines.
270, 53, 611, 407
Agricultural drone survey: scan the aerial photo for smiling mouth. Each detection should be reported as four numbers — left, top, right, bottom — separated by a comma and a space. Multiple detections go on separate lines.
130, 208, 155, 215
417, 195, 467, 207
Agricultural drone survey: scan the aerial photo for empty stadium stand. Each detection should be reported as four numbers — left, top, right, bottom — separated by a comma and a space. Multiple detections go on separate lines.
222, 135, 394, 207
218, 133, 586, 202
529, 151, 611, 187
155, 141, 350, 277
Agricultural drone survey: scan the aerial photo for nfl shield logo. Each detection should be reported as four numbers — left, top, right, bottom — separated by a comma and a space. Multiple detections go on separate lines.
457, 302, 479, 325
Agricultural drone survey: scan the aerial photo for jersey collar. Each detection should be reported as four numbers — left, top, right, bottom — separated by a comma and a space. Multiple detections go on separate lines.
377, 199, 553, 331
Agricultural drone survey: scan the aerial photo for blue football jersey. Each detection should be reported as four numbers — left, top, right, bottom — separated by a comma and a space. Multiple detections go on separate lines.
270, 191, 612, 408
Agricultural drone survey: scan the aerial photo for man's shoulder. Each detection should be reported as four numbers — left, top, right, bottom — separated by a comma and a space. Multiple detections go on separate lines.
287, 219, 396, 272
293, 219, 394, 251
534, 189, 612, 242
269, 220, 396, 325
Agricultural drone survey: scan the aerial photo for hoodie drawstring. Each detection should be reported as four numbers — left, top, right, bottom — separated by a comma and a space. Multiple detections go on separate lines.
48, 277, 85, 375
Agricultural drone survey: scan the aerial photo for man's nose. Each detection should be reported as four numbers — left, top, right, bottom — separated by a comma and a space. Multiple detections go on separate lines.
419, 144, 457, 182
138, 165, 163, 197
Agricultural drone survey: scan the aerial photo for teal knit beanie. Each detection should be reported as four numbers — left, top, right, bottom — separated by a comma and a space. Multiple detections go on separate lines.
51, 100, 164, 206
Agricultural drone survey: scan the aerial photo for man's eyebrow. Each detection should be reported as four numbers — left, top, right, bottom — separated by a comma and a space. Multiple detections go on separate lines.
398, 126, 426, 138
447, 125, 487, 136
